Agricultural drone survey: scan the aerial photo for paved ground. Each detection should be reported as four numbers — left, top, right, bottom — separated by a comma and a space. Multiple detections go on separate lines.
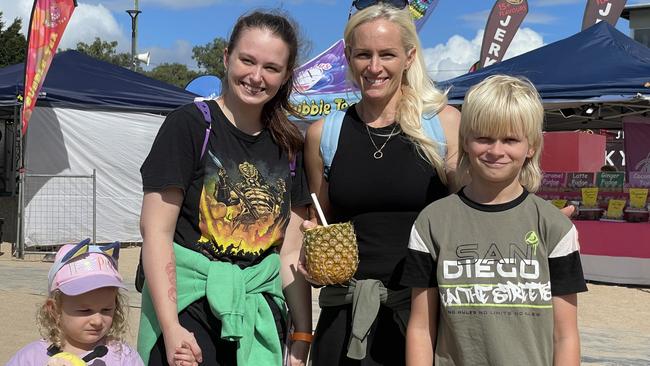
0, 243, 648, 365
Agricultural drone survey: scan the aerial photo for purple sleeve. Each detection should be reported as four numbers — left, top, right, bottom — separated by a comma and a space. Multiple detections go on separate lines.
6, 340, 49, 366
102, 342, 144, 366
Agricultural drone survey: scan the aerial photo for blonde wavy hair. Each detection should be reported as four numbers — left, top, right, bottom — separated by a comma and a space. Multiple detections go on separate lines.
344, 4, 449, 184
38, 289, 128, 349
457, 75, 544, 192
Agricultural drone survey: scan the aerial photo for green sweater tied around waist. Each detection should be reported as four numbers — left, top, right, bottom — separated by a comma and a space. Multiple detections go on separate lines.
138, 243, 286, 365
319, 279, 410, 360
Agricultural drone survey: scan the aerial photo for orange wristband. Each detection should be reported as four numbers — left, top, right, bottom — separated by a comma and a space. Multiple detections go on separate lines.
290, 332, 314, 343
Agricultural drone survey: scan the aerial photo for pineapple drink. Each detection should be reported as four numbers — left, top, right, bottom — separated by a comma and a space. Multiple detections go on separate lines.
303, 222, 358, 285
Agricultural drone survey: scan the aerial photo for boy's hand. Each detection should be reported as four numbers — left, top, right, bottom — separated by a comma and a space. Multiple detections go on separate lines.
560, 205, 576, 218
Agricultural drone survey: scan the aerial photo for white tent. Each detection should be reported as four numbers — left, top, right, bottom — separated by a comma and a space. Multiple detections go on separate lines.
23, 108, 168, 245
0, 51, 197, 246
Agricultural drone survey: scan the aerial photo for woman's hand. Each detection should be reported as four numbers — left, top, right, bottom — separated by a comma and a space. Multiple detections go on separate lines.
300, 219, 318, 232
163, 323, 202, 366
298, 220, 325, 286
297, 253, 321, 286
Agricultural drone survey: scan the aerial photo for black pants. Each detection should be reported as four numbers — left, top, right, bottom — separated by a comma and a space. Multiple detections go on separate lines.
148, 295, 286, 366
310, 304, 406, 366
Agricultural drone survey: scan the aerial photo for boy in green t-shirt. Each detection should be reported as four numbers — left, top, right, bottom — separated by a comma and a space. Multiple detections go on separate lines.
402, 75, 587, 366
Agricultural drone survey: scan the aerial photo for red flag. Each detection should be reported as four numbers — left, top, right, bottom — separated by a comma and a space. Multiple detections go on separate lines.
478, 0, 529, 69
581, 0, 627, 31
22, 0, 77, 134
468, 61, 481, 73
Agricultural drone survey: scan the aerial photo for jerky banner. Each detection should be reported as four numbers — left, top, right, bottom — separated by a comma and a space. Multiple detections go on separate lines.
478, 0, 529, 69
581, 0, 627, 31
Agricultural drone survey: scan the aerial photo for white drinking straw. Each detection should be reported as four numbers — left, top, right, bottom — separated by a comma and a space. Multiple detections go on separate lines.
310, 193, 329, 227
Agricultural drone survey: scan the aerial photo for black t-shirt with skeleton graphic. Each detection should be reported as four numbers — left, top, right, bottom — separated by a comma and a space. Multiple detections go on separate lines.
141, 100, 310, 268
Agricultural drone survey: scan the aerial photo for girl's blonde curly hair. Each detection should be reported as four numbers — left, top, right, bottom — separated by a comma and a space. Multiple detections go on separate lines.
37, 289, 129, 348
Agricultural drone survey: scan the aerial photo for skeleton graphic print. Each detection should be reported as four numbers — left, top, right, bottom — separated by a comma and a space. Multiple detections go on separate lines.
195, 151, 290, 259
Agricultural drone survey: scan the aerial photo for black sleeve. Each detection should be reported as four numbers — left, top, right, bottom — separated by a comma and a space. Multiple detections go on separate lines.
549, 251, 588, 296
290, 151, 311, 208
140, 106, 204, 192
401, 217, 439, 288
400, 248, 438, 288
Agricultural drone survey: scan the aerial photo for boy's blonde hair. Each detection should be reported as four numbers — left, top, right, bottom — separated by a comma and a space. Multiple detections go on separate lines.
457, 74, 544, 192
38, 290, 128, 348
344, 4, 449, 184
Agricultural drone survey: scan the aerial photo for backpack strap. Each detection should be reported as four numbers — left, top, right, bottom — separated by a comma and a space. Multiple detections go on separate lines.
320, 109, 346, 180
194, 101, 212, 159
289, 158, 296, 177
194, 100, 297, 176
422, 113, 447, 158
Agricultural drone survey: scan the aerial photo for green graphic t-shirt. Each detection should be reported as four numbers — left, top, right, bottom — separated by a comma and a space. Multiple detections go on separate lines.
401, 189, 587, 366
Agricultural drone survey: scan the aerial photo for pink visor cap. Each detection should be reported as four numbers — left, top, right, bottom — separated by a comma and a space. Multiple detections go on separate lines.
47, 239, 127, 296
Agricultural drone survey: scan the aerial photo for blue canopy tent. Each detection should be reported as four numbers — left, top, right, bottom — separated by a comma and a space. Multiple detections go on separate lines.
0, 51, 197, 247
0, 50, 196, 110
440, 22, 650, 131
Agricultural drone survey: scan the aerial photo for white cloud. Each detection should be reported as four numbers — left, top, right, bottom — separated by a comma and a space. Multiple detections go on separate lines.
505, 27, 545, 58
59, 3, 127, 51
0, 0, 197, 71
0, 0, 128, 51
524, 12, 558, 25
142, 40, 199, 71
0, 0, 33, 28
423, 27, 545, 82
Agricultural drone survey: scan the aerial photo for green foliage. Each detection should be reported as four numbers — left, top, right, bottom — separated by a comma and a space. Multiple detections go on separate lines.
73, 37, 201, 87
75, 38, 134, 69
0, 12, 27, 68
143, 63, 201, 89
192, 37, 227, 78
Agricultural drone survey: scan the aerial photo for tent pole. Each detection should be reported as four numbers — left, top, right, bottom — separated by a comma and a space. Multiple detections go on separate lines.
15, 102, 24, 259
93, 169, 96, 244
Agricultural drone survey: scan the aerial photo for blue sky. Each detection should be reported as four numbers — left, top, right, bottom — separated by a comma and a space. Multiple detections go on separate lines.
0, 0, 644, 80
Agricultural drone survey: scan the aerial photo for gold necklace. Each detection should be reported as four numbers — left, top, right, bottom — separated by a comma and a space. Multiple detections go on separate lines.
365, 123, 398, 159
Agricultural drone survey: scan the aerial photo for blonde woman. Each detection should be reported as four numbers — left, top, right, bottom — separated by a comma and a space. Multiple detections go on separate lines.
301, 3, 460, 365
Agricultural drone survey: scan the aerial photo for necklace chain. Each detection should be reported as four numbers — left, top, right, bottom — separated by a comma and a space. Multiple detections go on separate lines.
365, 123, 398, 159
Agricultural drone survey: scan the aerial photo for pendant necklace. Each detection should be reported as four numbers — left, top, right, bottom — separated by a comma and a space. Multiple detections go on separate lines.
365, 123, 398, 159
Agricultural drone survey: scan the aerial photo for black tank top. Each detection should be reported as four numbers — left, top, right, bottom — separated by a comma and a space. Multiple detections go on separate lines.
328, 106, 448, 289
